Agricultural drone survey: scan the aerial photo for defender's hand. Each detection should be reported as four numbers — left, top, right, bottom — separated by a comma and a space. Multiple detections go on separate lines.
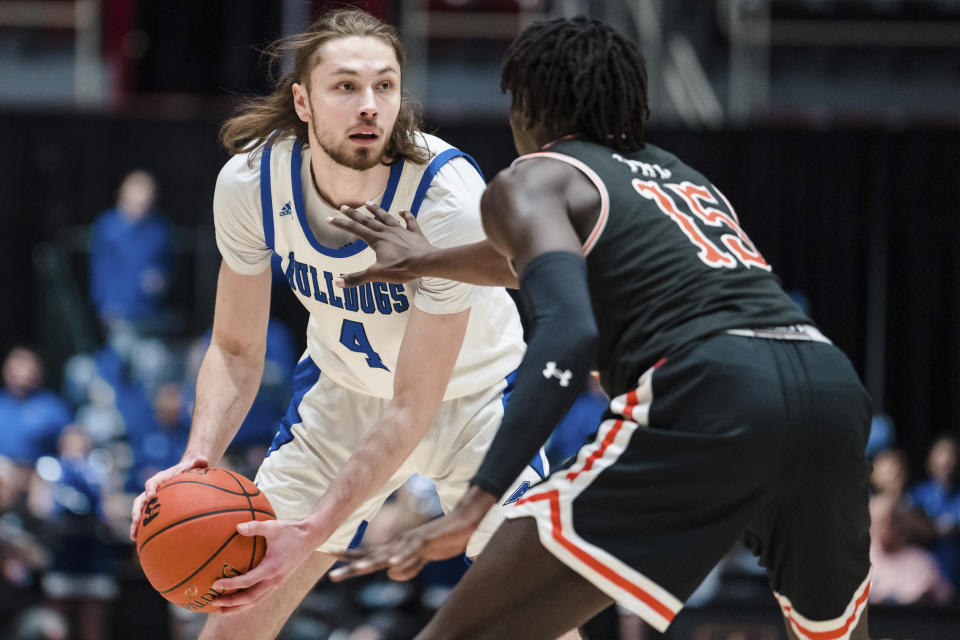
327, 201, 434, 287
329, 487, 497, 582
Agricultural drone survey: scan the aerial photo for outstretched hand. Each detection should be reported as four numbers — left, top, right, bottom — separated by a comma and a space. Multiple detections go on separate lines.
327, 201, 434, 287
328, 487, 498, 583
329, 512, 475, 582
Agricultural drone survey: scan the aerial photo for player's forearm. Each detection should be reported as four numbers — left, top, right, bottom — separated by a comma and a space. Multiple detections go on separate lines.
304, 404, 427, 542
418, 241, 518, 288
472, 252, 598, 496
184, 341, 265, 464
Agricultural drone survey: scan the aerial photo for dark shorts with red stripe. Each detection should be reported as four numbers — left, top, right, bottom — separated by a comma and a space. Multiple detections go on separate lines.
505, 329, 872, 639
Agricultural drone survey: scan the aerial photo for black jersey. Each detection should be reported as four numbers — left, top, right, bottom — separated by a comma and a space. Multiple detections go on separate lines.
517, 138, 811, 397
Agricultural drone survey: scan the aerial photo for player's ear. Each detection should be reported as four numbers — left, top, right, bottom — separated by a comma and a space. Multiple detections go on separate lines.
292, 82, 311, 123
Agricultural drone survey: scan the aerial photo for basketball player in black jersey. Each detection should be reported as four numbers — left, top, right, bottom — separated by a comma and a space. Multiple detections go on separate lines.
327, 16, 871, 640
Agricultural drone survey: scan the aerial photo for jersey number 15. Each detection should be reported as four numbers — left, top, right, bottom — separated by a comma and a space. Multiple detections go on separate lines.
633, 179, 771, 272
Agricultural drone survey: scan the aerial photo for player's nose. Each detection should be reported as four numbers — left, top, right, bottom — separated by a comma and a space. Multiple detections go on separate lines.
358, 86, 378, 119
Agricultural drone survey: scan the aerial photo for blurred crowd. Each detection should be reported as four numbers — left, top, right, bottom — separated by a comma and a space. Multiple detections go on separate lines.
2, 170, 959, 640
868, 432, 960, 605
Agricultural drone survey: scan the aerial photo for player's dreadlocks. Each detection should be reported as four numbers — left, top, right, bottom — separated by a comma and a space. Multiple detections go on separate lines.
501, 16, 649, 153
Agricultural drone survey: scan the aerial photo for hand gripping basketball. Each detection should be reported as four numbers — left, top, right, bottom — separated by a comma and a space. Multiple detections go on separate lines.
135, 467, 276, 611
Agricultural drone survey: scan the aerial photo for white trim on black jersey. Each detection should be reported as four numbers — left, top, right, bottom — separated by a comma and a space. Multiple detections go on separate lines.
512, 151, 611, 256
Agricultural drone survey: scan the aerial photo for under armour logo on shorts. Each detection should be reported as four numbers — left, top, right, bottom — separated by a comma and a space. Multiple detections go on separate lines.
543, 361, 573, 387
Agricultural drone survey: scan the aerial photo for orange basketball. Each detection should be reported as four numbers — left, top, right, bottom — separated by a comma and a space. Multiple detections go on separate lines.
136, 467, 275, 611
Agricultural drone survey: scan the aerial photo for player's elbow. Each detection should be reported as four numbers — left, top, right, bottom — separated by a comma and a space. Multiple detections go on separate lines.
569, 316, 599, 368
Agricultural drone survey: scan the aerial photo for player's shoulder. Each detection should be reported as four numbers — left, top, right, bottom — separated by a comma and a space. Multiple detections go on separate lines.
414, 132, 485, 201
218, 136, 301, 184
484, 151, 599, 225
216, 146, 263, 195
495, 150, 591, 194
414, 131, 456, 159
413, 131, 479, 171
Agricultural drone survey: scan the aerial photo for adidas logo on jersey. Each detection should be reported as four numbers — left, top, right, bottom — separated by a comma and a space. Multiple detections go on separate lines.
279, 201, 293, 216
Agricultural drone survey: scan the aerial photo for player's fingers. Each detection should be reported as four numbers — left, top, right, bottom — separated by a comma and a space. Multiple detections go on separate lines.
213, 568, 264, 593
331, 548, 365, 561
400, 210, 421, 233
392, 534, 426, 559
334, 269, 373, 289
235, 521, 268, 538
142, 476, 160, 498
213, 581, 276, 612
329, 556, 390, 581
339, 205, 388, 232
129, 493, 147, 540
328, 546, 395, 581
145, 466, 175, 496
327, 215, 376, 243
364, 200, 400, 226
386, 557, 426, 582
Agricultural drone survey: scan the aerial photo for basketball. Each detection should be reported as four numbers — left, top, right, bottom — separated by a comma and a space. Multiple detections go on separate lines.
136, 467, 276, 611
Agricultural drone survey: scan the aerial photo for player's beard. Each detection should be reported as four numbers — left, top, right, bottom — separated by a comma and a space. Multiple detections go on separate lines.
312, 119, 387, 171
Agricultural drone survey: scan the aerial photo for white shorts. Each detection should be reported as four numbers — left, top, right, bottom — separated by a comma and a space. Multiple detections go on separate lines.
255, 357, 548, 557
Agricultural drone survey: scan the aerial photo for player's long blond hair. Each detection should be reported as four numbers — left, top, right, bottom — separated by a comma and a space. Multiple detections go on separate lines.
219, 8, 428, 164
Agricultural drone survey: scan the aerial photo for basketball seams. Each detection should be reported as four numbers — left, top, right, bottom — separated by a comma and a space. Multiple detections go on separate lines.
137, 507, 276, 553
159, 478, 263, 497
221, 467, 261, 572
157, 532, 241, 594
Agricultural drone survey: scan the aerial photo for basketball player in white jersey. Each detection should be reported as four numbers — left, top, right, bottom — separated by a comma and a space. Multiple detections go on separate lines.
128, 9, 554, 639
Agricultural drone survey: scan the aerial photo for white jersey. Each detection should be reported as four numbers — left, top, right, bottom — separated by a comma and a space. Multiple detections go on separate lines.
213, 132, 524, 399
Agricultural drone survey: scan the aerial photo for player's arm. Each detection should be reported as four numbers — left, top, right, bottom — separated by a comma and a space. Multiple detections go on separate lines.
129, 261, 271, 540
466, 158, 599, 505
330, 203, 518, 288
416, 238, 516, 287
184, 154, 274, 464
184, 260, 272, 463
301, 305, 469, 545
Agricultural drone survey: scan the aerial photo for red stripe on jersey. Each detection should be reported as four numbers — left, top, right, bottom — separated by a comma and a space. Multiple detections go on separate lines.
566, 420, 624, 482
517, 489, 676, 625
783, 582, 870, 640
622, 389, 639, 421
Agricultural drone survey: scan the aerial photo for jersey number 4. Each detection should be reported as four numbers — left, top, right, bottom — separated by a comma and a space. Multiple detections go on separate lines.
340, 319, 389, 371
632, 179, 771, 271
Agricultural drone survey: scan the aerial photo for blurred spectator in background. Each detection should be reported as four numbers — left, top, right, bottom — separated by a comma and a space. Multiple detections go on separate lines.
909, 433, 960, 589
870, 448, 911, 499
126, 382, 189, 493
0, 347, 73, 507
183, 317, 296, 455
0, 455, 67, 640
89, 170, 172, 334
34, 424, 116, 640
869, 492, 954, 605
866, 413, 895, 460
870, 447, 934, 545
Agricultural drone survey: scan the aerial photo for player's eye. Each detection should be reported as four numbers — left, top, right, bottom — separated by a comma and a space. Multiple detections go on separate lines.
337, 82, 355, 91
378, 81, 393, 90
